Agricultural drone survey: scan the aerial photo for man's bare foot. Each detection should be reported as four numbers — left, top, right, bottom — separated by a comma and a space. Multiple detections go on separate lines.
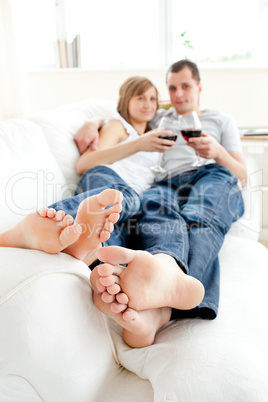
93, 291, 171, 348
0, 208, 81, 254
96, 246, 205, 311
64, 189, 123, 261
90, 261, 171, 347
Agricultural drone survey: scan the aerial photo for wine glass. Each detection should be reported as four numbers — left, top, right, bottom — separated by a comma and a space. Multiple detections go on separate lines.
151, 117, 178, 173
180, 111, 202, 167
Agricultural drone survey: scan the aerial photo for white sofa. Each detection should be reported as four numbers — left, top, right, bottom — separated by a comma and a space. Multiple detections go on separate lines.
0, 99, 268, 402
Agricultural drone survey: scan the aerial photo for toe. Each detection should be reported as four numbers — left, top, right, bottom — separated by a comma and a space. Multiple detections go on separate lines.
116, 292, 129, 304
99, 230, 111, 242
97, 263, 114, 276
47, 208, 57, 218
103, 221, 114, 233
101, 291, 115, 303
99, 274, 119, 287
107, 283, 121, 295
97, 189, 123, 208
55, 210, 65, 222
110, 301, 127, 313
98, 246, 137, 265
122, 308, 136, 322
108, 212, 120, 224
37, 207, 48, 217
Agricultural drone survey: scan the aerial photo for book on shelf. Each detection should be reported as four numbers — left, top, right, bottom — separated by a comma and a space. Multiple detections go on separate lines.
54, 34, 81, 68
75, 34, 82, 68
57, 39, 67, 68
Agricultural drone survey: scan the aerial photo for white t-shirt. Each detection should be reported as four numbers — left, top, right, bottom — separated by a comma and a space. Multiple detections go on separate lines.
103, 111, 159, 194
150, 107, 242, 180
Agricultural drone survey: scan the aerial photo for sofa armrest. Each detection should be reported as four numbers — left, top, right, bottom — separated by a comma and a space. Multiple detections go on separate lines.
0, 249, 117, 402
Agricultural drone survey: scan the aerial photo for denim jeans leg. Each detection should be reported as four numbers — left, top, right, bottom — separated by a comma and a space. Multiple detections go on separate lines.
130, 182, 189, 273
49, 165, 141, 222
172, 164, 244, 318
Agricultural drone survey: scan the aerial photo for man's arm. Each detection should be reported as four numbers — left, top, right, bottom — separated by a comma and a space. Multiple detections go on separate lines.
74, 116, 104, 154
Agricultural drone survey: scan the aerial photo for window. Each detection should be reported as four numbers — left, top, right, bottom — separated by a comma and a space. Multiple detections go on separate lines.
11, 0, 56, 69
11, 0, 268, 70
169, 0, 268, 66
64, 0, 163, 70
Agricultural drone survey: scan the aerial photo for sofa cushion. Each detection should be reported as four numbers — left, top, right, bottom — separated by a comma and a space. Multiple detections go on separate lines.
0, 248, 118, 402
0, 119, 68, 232
109, 235, 268, 402
29, 99, 116, 192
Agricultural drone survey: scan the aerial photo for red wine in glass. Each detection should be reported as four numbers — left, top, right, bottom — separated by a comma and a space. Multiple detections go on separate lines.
159, 135, 178, 141
181, 129, 201, 142
151, 117, 179, 173
179, 111, 202, 167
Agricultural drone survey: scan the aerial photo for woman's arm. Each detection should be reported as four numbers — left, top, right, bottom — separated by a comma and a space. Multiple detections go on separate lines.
76, 120, 176, 175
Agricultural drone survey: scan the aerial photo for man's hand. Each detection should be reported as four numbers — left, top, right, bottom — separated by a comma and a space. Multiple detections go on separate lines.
188, 131, 221, 159
74, 121, 101, 154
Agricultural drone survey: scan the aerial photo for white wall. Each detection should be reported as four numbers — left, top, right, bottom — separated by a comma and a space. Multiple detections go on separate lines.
27, 67, 268, 129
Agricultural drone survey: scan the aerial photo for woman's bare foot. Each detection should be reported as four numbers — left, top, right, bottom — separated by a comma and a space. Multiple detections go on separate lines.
93, 291, 171, 348
0, 208, 81, 254
64, 189, 123, 261
97, 246, 205, 311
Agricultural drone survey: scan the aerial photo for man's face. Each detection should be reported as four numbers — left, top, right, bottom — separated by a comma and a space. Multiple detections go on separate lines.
167, 67, 202, 115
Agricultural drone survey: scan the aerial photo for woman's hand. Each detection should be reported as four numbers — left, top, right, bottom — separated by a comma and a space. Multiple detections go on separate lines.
136, 129, 177, 152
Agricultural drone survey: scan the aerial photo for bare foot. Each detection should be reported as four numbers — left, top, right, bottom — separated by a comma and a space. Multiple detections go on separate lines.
90, 260, 171, 347
93, 291, 171, 348
64, 189, 123, 261
0, 208, 81, 254
97, 246, 205, 311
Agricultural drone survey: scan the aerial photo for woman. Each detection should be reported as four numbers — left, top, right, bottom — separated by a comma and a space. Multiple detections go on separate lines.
51, 77, 176, 223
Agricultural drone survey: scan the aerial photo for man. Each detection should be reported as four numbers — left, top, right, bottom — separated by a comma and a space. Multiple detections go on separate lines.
75, 60, 247, 347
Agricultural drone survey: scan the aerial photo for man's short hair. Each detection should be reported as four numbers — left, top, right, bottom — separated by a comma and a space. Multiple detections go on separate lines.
167, 60, 200, 83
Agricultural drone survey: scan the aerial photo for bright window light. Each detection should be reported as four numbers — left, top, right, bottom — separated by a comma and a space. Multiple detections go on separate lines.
11, 0, 56, 69
64, 0, 162, 69
10, 0, 268, 69
169, 0, 267, 65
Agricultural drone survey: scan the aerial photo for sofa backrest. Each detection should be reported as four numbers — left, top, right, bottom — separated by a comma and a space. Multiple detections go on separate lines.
28, 98, 116, 190
0, 119, 67, 232
0, 99, 115, 232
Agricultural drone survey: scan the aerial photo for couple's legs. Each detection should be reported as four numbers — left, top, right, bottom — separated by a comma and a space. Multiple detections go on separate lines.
130, 164, 243, 319
0, 189, 123, 263
90, 183, 205, 347
90, 165, 244, 346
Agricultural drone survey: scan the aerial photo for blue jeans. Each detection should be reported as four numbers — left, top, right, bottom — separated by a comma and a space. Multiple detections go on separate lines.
107, 163, 244, 319
50, 165, 140, 223
50, 163, 244, 320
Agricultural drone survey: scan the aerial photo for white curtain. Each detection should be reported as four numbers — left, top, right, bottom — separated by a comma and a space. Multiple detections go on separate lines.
0, 0, 30, 120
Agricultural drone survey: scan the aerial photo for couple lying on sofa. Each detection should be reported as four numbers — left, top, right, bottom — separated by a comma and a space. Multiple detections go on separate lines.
1, 59, 246, 348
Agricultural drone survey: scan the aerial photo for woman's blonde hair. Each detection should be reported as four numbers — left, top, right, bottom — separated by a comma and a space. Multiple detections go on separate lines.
117, 76, 159, 131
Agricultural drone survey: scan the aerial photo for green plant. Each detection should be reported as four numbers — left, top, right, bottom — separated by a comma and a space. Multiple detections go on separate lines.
180, 31, 193, 58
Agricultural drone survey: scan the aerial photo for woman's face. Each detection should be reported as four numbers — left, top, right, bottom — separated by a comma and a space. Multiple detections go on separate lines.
128, 86, 158, 126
